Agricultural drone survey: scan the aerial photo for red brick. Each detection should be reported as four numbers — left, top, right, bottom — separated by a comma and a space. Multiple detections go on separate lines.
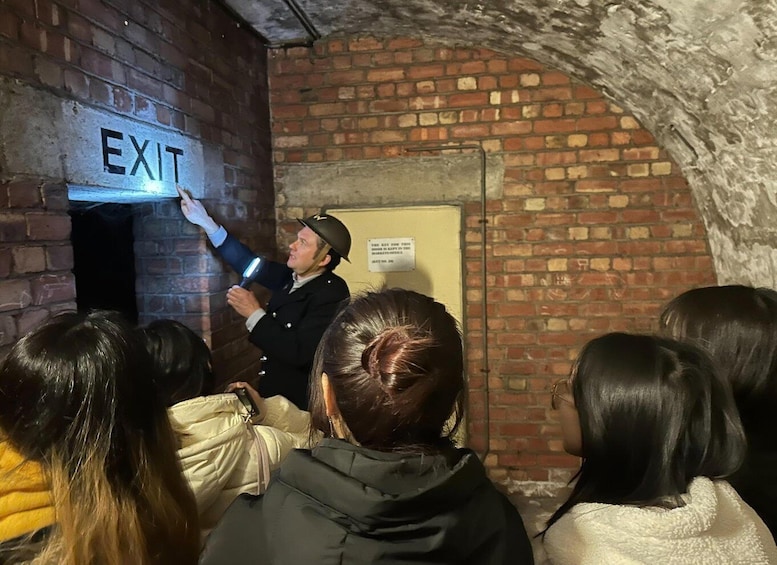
0, 279, 32, 312
0, 249, 11, 277
0, 7, 20, 40
0, 314, 17, 346
579, 148, 619, 162
30, 273, 75, 305
449, 92, 488, 106
46, 245, 74, 270
366, 68, 405, 82
507, 58, 543, 72
349, 37, 382, 51
621, 210, 661, 223
573, 85, 601, 99
531, 87, 572, 101
16, 307, 49, 335
407, 64, 444, 80
491, 121, 532, 136
7, 181, 42, 208
534, 119, 576, 134
41, 183, 68, 211
127, 68, 163, 99
0, 42, 34, 76
632, 129, 656, 144
0, 214, 27, 242
78, 0, 121, 28
64, 68, 90, 97
577, 116, 618, 130
12, 246, 45, 273
26, 213, 71, 241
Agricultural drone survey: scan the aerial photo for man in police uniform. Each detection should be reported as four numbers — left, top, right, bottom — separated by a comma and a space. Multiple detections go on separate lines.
178, 186, 350, 409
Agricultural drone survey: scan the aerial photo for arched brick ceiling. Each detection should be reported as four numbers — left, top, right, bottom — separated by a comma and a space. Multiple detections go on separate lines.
225, 0, 777, 287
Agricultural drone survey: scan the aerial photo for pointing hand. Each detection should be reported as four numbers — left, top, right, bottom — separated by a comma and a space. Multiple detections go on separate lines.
177, 185, 220, 234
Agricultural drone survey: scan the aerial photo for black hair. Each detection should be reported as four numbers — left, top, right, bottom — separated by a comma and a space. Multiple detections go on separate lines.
660, 285, 777, 533
309, 288, 465, 453
660, 285, 777, 434
545, 333, 745, 533
139, 319, 214, 406
0, 310, 199, 563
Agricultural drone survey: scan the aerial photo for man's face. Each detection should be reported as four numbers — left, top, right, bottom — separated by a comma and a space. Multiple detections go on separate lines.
287, 226, 325, 275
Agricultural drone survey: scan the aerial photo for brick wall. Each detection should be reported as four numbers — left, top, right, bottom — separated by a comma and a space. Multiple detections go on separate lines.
267, 37, 717, 486
0, 0, 275, 383
0, 180, 74, 352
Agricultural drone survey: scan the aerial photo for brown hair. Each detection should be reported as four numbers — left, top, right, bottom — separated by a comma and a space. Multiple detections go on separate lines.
309, 288, 465, 453
0, 311, 199, 565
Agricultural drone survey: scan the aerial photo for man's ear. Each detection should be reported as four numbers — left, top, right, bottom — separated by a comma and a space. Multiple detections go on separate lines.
318, 252, 332, 269
321, 373, 339, 417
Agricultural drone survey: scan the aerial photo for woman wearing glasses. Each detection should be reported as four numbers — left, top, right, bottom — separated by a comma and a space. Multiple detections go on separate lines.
543, 333, 777, 565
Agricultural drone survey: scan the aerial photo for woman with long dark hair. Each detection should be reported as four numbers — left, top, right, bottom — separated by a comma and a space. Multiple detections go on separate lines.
201, 288, 534, 565
660, 285, 777, 535
0, 311, 200, 564
139, 319, 315, 537
543, 333, 776, 564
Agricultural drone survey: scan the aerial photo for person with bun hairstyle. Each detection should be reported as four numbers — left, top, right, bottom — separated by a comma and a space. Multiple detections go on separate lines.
178, 186, 350, 410
201, 288, 534, 565
543, 333, 776, 565
0, 311, 199, 565
660, 285, 777, 535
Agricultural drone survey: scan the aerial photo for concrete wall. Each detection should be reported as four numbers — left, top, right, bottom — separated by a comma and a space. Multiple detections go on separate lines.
0, 0, 275, 384
267, 37, 716, 488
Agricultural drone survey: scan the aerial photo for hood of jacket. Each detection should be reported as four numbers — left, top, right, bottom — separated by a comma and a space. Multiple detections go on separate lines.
544, 477, 777, 565
261, 438, 532, 564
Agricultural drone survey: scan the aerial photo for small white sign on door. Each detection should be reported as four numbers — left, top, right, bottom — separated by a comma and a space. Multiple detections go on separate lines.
367, 238, 416, 272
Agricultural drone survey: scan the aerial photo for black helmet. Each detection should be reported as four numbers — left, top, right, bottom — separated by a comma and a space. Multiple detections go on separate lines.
298, 213, 351, 262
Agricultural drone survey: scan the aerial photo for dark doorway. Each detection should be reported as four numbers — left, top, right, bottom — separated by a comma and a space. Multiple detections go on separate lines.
70, 203, 138, 324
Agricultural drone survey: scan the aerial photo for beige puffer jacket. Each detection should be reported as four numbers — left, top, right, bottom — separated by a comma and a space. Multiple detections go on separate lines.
168, 393, 316, 535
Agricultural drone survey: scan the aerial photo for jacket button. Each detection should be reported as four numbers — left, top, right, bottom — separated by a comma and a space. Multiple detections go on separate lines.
272, 312, 277, 318
285, 322, 292, 328
257, 370, 266, 376
259, 355, 267, 362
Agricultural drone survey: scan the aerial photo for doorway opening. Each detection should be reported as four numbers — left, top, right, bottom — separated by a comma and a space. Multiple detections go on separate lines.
69, 202, 138, 324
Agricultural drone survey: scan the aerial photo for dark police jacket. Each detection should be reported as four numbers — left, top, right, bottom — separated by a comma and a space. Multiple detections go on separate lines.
216, 234, 349, 409
199, 439, 535, 565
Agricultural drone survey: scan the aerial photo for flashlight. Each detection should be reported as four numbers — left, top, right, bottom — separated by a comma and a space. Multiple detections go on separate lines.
239, 257, 263, 288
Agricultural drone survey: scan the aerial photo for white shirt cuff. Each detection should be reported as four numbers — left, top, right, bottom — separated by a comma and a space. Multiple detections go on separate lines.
246, 308, 266, 332
208, 226, 228, 247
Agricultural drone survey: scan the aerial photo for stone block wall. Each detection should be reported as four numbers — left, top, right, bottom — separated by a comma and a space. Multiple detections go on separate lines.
267, 37, 717, 486
0, 0, 275, 384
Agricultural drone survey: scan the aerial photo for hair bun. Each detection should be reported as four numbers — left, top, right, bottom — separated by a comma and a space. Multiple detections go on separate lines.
361, 327, 431, 391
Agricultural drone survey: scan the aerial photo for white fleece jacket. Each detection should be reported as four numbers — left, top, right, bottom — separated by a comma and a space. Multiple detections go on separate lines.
168, 393, 316, 535
544, 477, 777, 565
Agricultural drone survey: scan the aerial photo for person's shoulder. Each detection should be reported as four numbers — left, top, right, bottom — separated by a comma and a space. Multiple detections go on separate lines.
314, 271, 349, 296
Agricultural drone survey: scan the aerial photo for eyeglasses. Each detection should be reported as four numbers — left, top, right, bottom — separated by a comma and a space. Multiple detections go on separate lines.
551, 378, 574, 410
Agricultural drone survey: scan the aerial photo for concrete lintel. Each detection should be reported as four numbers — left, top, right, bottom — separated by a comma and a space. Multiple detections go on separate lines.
276, 153, 504, 209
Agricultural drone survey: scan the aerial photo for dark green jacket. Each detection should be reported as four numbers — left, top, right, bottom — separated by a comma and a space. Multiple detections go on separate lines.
200, 439, 534, 565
